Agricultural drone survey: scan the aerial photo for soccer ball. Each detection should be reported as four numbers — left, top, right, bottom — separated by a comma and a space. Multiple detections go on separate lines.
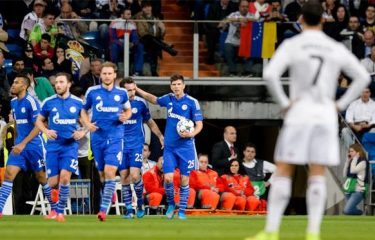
176, 119, 195, 134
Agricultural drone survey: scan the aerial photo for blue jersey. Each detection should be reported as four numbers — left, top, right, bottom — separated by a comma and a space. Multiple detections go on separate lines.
83, 85, 131, 140
39, 94, 83, 142
11, 94, 42, 149
123, 96, 151, 149
157, 93, 203, 147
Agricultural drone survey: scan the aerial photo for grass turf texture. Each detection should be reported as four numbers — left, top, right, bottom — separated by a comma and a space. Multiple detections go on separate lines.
0, 215, 373, 240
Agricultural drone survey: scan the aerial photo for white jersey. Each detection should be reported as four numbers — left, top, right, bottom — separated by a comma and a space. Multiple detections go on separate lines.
264, 30, 370, 125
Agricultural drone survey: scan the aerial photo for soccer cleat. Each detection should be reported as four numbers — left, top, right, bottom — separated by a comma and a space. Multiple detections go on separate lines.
244, 231, 279, 240
44, 210, 58, 220
0, 213, 2, 219
123, 206, 134, 219
51, 189, 59, 203
136, 208, 145, 218
306, 233, 321, 240
56, 213, 65, 222
178, 212, 187, 220
97, 211, 107, 222
166, 205, 176, 219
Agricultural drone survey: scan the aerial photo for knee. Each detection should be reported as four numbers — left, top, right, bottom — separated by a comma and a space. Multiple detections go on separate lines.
164, 175, 173, 184
130, 172, 141, 183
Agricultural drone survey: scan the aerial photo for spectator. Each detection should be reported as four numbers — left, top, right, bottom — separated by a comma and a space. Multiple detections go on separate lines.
205, 0, 237, 65
0, 50, 10, 119
7, 58, 25, 86
341, 16, 365, 59
33, 33, 55, 62
53, 46, 72, 74
23, 67, 55, 103
190, 154, 220, 210
322, 0, 337, 23
333, 4, 349, 32
39, 57, 57, 83
347, 0, 368, 18
220, 0, 253, 76
361, 44, 375, 73
29, 11, 58, 48
109, 8, 143, 75
71, 0, 96, 19
211, 125, 238, 176
266, 0, 288, 22
141, 143, 156, 174
23, 42, 39, 73
19, 0, 46, 42
56, 3, 88, 39
79, 58, 102, 92
218, 159, 260, 211
143, 156, 164, 214
284, 0, 306, 22
343, 143, 369, 215
355, 30, 375, 59
135, 1, 167, 76
241, 143, 275, 199
249, 0, 271, 21
362, 5, 375, 33
324, 4, 349, 41
341, 88, 375, 148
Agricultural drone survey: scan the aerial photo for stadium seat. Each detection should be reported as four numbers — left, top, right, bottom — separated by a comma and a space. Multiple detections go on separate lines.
26, 185, 49, 215
107, 182, 126, 215
6, 28, 21, 43
5, 43, 23, 57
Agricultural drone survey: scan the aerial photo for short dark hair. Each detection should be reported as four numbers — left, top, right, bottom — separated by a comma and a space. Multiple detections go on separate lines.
243, 142, 257, 151
15, 73, 31, 88
301, 0, 323, 26
141, 1, 152, 8
170, 74, 184, 84
12, 57, 24, 66
71, 86, 85, 97
43, 11, 55, 18
119, 77, 134, 88
56, 72, 73, 82
41, 33, 51, 43
22, 67, 34, 76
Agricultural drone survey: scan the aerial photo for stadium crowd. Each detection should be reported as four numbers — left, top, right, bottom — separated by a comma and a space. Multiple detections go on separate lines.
0, 0, 374, 216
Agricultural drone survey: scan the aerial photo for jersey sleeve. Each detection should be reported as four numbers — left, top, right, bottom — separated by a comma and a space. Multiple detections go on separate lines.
191, 98, 203, 122
142, 102, 151, 122
83, 89, 93, 111
28, 97, 41, 123
39, 99, 49, 118
263, 40, 292, 109
122, 91, 131, 110
156, 94, 170, 107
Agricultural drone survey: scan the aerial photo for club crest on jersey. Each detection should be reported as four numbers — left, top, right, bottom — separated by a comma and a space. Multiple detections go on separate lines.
69, 106, 77, 113
132, 108, 138, 114
21, 107, 26, 113
182, 104, 188, 110
114, 95, 120, 102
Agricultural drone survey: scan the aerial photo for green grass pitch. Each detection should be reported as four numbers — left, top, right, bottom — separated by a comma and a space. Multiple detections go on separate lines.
0, 215, 374, 240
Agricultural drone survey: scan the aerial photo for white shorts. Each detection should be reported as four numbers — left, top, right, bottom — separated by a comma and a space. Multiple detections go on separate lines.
274, 123, 339, 166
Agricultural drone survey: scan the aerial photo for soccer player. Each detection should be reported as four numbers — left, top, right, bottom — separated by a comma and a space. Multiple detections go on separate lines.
0, 74, 55, 219
118, 77, 164, 219
137, 74, 203, 220
82, 62, 132, 221
247, 2, 371, 240
35, 72, 91, 221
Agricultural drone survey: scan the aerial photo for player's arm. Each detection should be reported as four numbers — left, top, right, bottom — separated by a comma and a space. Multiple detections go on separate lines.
180, 120, 203, 138
136, 87, 158, 104
146, 118, 164, 148
119, 105, 132, 123
35, 114, 57, 140
11, 125, 41, 155
80, 109, 97, 132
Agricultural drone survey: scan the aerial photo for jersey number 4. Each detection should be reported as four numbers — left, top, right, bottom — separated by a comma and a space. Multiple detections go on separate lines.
310, 55, 324, 85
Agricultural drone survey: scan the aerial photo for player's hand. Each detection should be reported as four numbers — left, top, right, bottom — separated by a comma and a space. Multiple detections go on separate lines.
179, 131, 194, 138
45, 129, 58, 140
86, 122, 98, 132
12, 143, 26, 155
159, 135, 165, 149
119, 111, 130, 122
72, 130, 86, 141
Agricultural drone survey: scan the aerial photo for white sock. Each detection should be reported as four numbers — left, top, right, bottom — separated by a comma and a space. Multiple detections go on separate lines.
265, 176, 292, 233
306, 175, 326, 234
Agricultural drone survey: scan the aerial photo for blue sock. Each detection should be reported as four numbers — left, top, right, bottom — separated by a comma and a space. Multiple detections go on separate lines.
57, 184, 70, 214
178, 185, 190, 214
42, 183, 57, 212
122, 184, 132, 208
133, 180, 144, 208
0, 181, 13, 213
164, 182, 175, 206
100, 180, 116, 213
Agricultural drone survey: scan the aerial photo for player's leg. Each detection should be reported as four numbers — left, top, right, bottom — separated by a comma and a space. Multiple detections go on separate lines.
119, 150, 133, 219
199, 189, 212, 209
55, 169, 73, 222
187, 187, 196, 209
163, 147, 177, 219
220, 192, 236, 210
0, 165, 21, 216
233, 196, 246, 211
147, 193, 163, 213
245, 196, 261, 211
129, 146, 145, 218
210, 191, 220, 210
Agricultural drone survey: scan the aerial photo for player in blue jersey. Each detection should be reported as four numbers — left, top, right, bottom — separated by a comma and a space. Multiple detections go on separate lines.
0, 74, 56, 219
137, 74, 203, 220
118, 78, 164, 219
82, 62, 132, 221
35, 72, 92, 222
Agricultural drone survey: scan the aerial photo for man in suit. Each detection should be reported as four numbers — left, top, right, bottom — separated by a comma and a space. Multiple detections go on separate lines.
211, 126, 238, 176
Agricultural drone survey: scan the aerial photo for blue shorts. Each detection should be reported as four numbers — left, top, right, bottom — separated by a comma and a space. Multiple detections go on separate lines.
163, 144, 198, 176
119, 146, 143, 171
45, 141, 79, 177
7, 147, 45, 172
91, 138, 123, 171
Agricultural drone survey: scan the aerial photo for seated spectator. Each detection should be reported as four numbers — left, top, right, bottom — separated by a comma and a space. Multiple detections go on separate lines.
355, 30, 375, 60
265, 0, 288, 22
249, 0, 271, 21
361, 44, 375, 73
29, 11, 58, 48
0, 50, 10, 111
190, 154, 220, 210
341, 88, 375, 148
141, 143, 156, 174
284, 0, 305, 22
71, 0, 96, 19
242, 143, 275, 199
341, 16, 365, 59
173, 168, 196, 209
211, 125, 238, 176
143, 156, 165, 214
23, 43, 39, 73
362, 5, 375, 33
324, 4, 349, 41
205, 0, 237, 64
23, 67, 55, 103
19, 0, 46, 42
33, 33, 55, 62
218, 159, 260, 211
343, 143, 369, 215
53, 46, 72, 74
56, 3, 88, 40
109, 8, 143, 75
219, 0, 254, 76
321, 0, 336, 23
7, 58, 25, 86
79, 58, 102, 92
39, 57, 57, 83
